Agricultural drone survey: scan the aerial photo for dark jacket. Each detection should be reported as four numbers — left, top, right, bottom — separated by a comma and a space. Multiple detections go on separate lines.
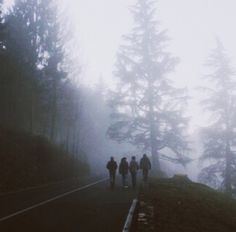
119, 159, 129, 175
106, 160, 117, 173
129, 160, 139, 173
140, 156, 151, 170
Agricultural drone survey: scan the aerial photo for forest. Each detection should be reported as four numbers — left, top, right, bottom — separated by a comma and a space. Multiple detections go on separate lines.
0, 0, 236, 197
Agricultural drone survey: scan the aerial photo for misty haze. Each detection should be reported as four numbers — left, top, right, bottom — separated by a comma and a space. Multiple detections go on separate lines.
0, 0, 236, 231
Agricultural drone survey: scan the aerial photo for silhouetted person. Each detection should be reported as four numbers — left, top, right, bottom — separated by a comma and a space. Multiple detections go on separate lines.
119, 157, 129, 188
129, 156, 139, 189
106, 156, 117, 189
140, 154, 151, 183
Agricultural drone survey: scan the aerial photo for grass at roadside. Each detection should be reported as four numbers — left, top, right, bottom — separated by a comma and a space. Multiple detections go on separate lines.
138, 176, 236, 232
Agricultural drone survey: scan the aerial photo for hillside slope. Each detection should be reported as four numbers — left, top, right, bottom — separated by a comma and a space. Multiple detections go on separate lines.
0, 127, 89, 193
138, 177, 236, 232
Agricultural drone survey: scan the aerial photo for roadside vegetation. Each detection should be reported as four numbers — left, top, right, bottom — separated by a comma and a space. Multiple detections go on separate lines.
0, 127, 89, 193
138, 177, 236, 232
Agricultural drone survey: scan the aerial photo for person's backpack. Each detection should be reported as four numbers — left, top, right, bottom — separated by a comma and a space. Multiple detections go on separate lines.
119, 160, 128, 174
129, 160, 138, 173
107, 161, 117, 171
140, 157, 151, 170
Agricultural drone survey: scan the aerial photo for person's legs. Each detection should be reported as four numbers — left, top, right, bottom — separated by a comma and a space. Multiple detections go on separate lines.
109, 172, 113, 188
143, 169, 148, 182
131, 173, 136, 188
112, 172, 116, 185
122, 174, 125, 187
110, 172, 115, 188
122, 174, 128, 187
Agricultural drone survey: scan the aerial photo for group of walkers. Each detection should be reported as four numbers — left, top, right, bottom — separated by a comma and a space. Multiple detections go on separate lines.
106, 154, 151, 189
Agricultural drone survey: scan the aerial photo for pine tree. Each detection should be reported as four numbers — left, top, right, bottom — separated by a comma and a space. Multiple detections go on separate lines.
0, 0, 76, 142
198, 39, 236, 195
0, 0, 41, 131
108, 0, 190, 172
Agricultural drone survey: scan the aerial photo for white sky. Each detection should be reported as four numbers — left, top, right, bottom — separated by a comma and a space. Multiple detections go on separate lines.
61, 0, 236, 129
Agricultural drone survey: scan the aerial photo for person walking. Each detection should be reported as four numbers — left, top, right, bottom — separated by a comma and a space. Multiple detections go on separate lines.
119, 157, 129, 188
129, 156, 139, 189
106, 156, 117, 189
140, 154, 151, 183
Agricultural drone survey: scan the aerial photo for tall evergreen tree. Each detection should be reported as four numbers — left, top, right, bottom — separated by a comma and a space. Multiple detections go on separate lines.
0, 0, 41, 131
198, 39, 236, 195
108, 0, 190, 172
40, 1, 68, 141
0, 0, 77, 143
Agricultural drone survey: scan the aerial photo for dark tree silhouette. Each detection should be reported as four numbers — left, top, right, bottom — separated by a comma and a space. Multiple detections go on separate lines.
0, 1, 83, 152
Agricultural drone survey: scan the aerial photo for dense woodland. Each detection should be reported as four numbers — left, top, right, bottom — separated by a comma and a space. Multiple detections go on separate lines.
0, 0, 236, 196
0, 0, 82, 152
0, 0, 113, 190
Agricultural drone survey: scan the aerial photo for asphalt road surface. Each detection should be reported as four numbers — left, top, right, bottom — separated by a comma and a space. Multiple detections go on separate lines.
0, 178, 138, 232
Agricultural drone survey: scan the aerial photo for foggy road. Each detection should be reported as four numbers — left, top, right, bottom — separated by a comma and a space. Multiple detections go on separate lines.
0, 178, 138, 232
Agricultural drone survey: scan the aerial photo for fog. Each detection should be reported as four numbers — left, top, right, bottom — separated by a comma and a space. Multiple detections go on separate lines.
68, 0, 236, 128
65, 0, 236, 184
1, 0, 236, 193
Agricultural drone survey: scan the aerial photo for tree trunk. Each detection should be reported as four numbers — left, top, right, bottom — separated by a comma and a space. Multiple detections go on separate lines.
50, 79, 57, 141
148, 81, 160, 173
65, 125, 70, 153
150, 117, 160, 172
225, 138, 232, 195
29, 89, 34, 134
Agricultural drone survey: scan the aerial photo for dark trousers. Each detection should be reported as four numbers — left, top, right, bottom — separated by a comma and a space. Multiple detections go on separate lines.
142, 169, 149, 182
109, 171, 116, 188
121, 174, 127, 187
130, 172, 137, 188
